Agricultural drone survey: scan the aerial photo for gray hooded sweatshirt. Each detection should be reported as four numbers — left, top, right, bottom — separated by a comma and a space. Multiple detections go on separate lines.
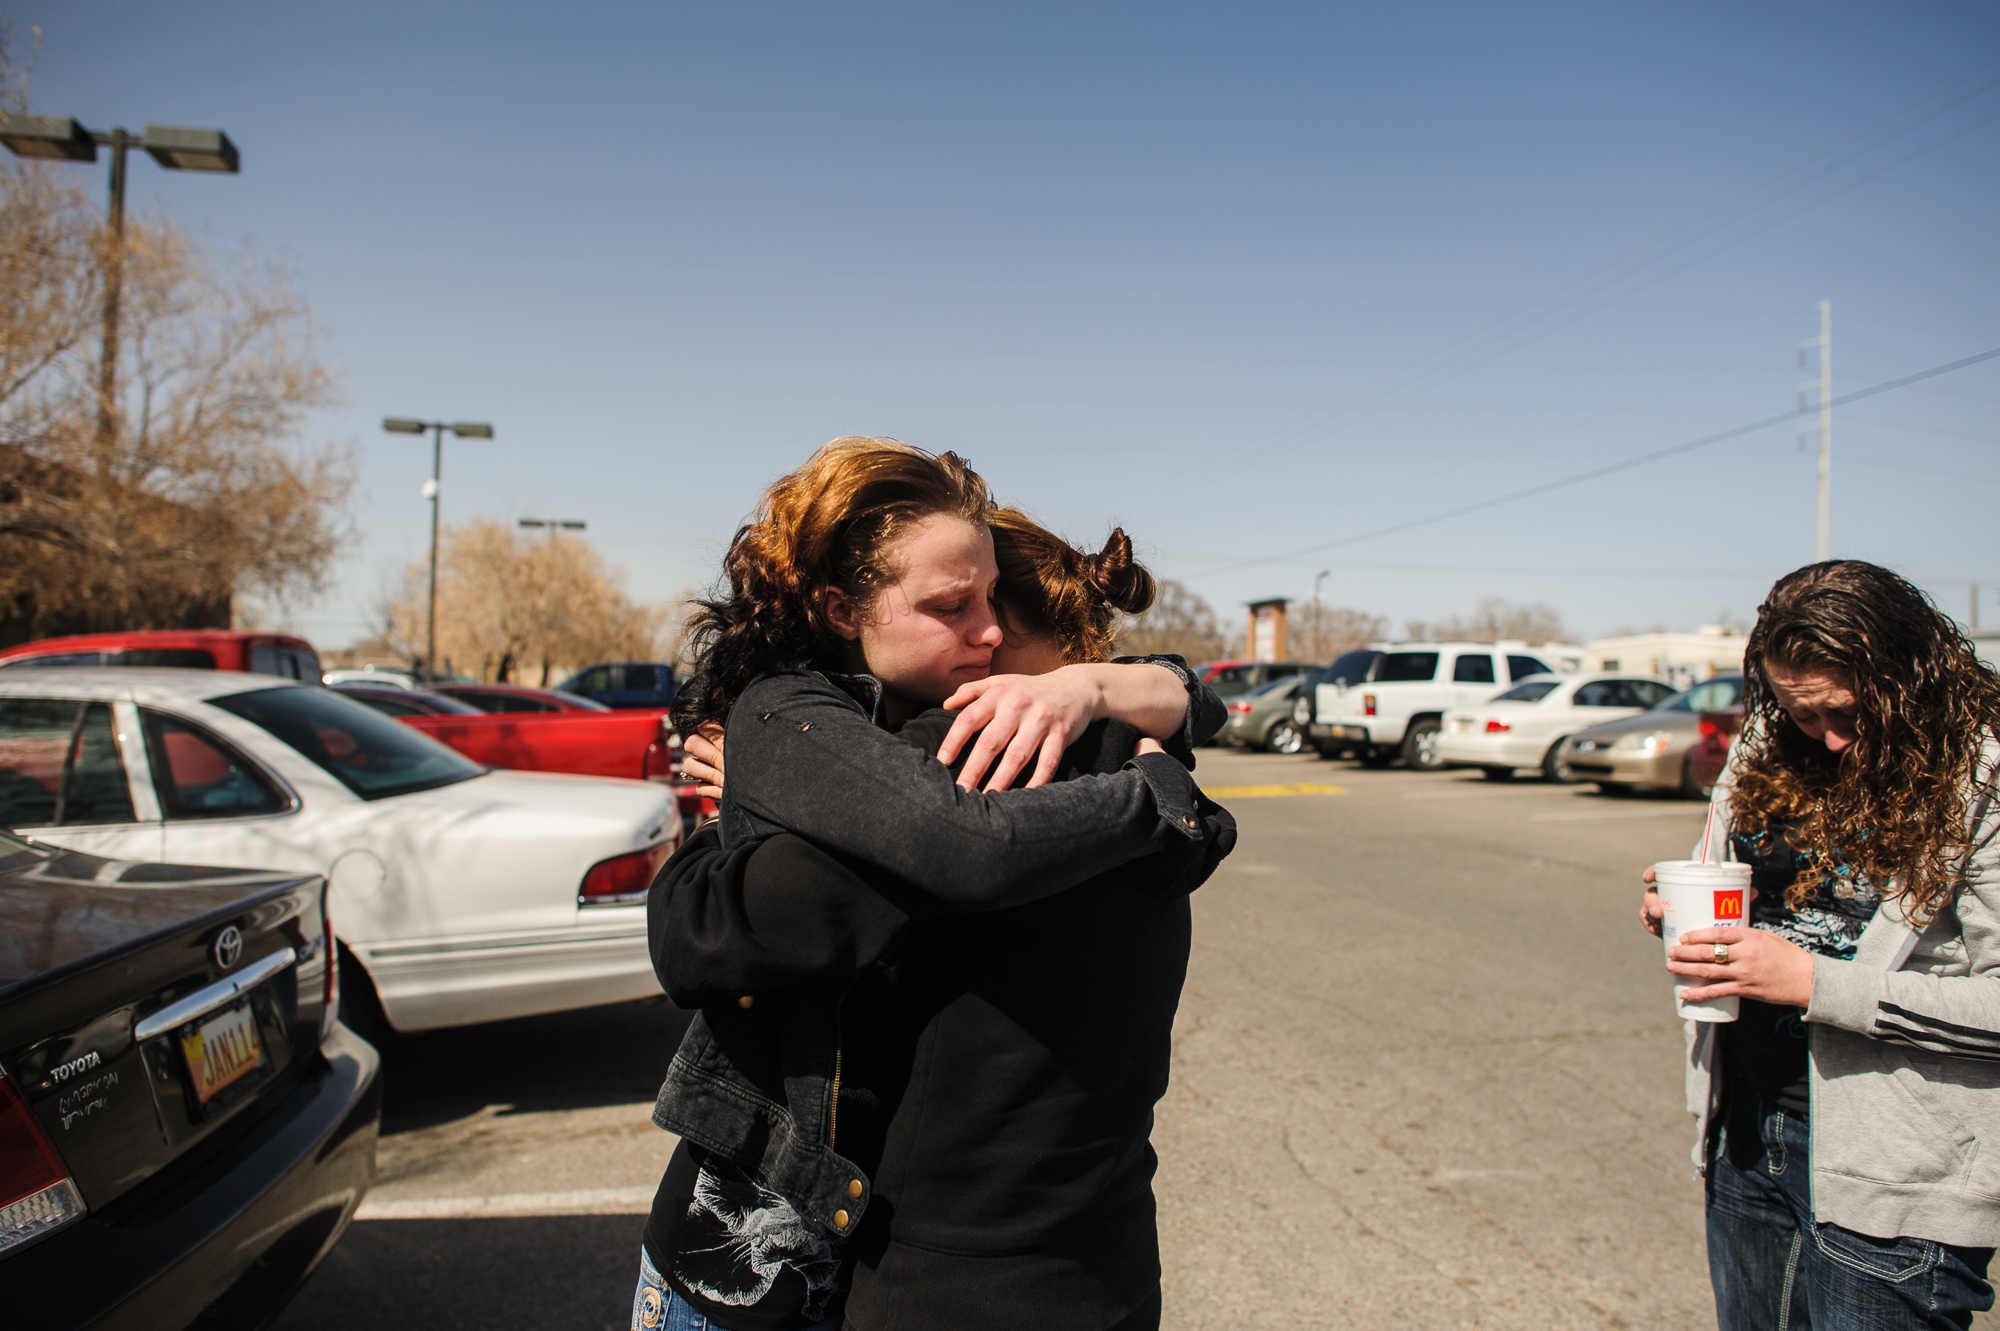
1684, 734, 2000, 1247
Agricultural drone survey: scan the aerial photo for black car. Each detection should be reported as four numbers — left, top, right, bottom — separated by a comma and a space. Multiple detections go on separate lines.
0, 830, 380, 1327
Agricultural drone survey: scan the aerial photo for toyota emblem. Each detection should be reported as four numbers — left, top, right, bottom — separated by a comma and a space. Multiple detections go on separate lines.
212, 925, 244, 971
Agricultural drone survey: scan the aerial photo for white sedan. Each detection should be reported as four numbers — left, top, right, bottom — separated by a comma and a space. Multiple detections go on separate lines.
0, 669, 675, 1034
1437, 672, 1681, 781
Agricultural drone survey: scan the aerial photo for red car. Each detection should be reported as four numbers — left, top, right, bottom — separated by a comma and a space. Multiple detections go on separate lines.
332, 682, 708, 830
1688, 705, 1747, 792
430, 682, 610, 714
0, 629, 321, 680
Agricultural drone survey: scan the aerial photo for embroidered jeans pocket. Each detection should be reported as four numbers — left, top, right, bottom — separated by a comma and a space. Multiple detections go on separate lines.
1811, 1222, 1942, 1285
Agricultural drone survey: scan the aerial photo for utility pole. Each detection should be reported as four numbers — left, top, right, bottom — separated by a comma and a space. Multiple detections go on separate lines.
1799, 300, 1832, 561
1312, 569, 1329, 661
1974, 584, 1982, 631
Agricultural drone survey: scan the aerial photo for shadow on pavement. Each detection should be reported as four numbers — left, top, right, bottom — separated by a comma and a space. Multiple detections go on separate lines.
375, 998, 695, 1134
272, 1216, 646, 1331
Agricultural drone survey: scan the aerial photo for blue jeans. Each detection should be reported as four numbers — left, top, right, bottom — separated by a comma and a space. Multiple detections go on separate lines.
631, 1248, 843, 1331
1707, 1078, 1996, 1330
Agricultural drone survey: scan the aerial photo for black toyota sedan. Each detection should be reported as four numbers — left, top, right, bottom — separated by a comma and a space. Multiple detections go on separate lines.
0, 830, 380, 1327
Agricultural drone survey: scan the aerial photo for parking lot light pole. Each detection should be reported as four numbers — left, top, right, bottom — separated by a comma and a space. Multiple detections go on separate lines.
0, 114, 240, 461
384, 419, 495, 681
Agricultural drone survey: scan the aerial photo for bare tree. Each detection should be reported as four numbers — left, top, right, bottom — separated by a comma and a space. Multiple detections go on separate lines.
1405, 598, 1570, 645
1114, 578, 1234, 663
1290, 602, 1388, 661
0, 46, 351, 643
385, 520, 671, 683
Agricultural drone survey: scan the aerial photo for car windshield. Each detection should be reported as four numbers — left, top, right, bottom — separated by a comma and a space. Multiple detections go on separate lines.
1493, 680, 1560, 703
1653, 674, 1745, 713
210, 686, 486, 800
1243, 676, 1297, 699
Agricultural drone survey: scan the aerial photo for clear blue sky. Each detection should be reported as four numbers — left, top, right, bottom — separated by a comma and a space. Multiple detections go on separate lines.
21, 2, 2000, 648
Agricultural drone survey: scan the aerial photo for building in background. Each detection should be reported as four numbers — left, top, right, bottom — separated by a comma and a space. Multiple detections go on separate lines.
1582, 624, 1744, 690
1245, 597, 1290, 662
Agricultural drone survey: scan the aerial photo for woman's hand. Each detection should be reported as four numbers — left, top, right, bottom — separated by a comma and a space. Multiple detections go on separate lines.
1639, 865, 1663, 937
682, 723, 726, 801
937, 672, 1101, 792
1669, 925, 1815, 1008
1135, 737, 1166, 758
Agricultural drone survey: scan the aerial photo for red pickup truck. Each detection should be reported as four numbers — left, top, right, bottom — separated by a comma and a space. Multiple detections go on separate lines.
0, 630, 709, 828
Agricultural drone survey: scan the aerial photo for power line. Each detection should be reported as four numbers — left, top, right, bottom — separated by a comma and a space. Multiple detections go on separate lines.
1212, 61, 2000, 465
1196, 345, 2000, 577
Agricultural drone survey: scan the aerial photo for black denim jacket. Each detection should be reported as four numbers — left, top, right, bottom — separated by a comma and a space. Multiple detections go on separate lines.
649, 657, 1226, 1240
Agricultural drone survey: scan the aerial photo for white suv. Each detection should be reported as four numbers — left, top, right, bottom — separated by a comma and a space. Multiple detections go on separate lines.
1313, 641, 1561, 769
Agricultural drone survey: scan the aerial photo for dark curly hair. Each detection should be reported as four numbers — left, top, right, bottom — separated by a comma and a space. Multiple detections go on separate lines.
1730, 560, 2000, 924
670, 437, 994, 737
989, 509, 1156, 664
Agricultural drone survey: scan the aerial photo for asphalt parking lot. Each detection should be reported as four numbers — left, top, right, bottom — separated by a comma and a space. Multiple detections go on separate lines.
273, 748, 1996, 1331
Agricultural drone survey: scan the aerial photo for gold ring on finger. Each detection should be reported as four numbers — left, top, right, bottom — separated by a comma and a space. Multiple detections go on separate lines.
1712, 943, 1730, 965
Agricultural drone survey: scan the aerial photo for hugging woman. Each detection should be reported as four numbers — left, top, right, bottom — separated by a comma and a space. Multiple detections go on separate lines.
632, 438, 1233, 1331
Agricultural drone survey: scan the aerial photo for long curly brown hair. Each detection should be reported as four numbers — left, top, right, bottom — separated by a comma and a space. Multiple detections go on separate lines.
1730, 560, 2000, 923
989, 508, 1157, 664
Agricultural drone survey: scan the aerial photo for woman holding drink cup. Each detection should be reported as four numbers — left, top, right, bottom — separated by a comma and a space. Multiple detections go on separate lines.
1639, 560, 2000, 1330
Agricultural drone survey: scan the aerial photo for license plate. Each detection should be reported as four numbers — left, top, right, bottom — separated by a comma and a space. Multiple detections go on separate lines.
180, 1000, 267, 1108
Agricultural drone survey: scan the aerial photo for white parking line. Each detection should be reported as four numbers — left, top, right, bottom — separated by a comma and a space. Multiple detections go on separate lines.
355, 1186, 654, 1220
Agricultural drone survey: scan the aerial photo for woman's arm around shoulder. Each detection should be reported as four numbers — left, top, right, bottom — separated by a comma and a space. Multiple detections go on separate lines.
724, 669, 1208, 911
934, 654, 1223, 791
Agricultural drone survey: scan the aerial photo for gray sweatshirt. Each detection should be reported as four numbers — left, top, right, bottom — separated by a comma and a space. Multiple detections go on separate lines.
1684, 733, 2000, 1246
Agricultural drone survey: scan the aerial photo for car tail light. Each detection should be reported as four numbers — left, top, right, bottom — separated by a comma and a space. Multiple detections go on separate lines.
0, 1074, 85, 1254
1363, 694, 1376, 717
579, 842, 675, 906
319, 901, 341, 1045
643, 737, 671, 779
1485, 719, 1510, 733
1227, 701, 1253, 714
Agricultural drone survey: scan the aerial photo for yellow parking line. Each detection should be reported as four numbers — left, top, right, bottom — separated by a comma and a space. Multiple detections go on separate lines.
1203, 783, 1346, 798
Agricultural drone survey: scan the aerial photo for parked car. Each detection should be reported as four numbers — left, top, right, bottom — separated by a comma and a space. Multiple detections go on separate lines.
0, 829, 380, 1323
321, 665, 418, 690
0, 630, 321, 681
1558, 672, 1746, 796
1312, 642, 1564, 770
338, 680, 677, 783
1437, 673, 1681, 780
1687, 702, 1747, 792
1295, 648, 1383, 754
431, 683, 611, 714
1192, 660, 1316, 700
328, 684, 485, 718
558, 662, 676, 710
0, 669, 676, 1036
1220, 676, 1313, 753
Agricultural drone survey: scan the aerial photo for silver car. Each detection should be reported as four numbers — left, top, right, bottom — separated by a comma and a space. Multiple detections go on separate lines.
1220, 675, 1312, 753
1558, 673, 1745, 795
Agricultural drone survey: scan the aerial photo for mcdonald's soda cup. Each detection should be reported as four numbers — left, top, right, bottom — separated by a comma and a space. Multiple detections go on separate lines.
1652, 860, 1754, 1022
